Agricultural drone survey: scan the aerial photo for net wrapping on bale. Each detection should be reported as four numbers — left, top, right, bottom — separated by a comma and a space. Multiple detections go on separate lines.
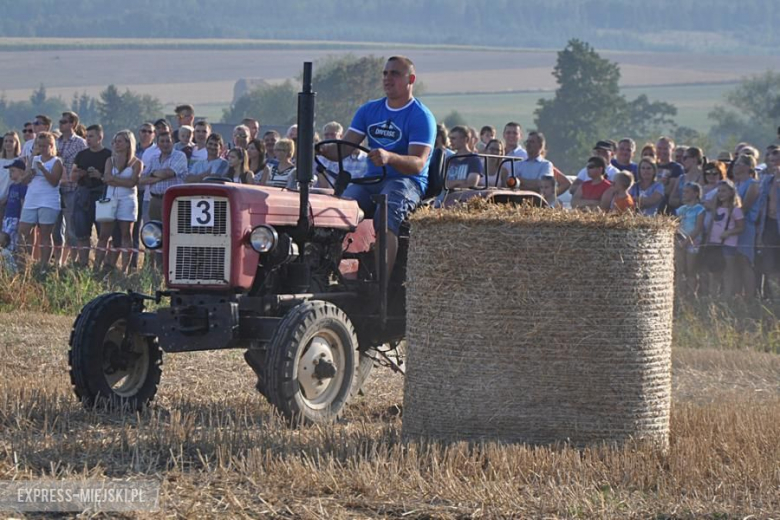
402, 205, 676, 447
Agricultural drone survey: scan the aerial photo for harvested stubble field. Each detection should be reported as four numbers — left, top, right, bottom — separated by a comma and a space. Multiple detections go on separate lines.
1, 311, 779, 518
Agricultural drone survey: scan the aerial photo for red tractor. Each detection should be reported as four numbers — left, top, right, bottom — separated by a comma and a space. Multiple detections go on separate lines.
68, 63, 543, 424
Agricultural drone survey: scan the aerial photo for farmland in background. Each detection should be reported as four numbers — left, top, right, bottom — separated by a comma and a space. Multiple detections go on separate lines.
0, 40, 777, 135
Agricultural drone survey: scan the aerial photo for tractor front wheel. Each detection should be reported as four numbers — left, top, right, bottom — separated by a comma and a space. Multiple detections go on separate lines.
263, 300, 359, 424
68, 293, 162, 410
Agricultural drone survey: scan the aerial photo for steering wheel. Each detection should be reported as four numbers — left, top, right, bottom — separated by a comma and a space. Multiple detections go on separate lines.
314, 139, 387, 197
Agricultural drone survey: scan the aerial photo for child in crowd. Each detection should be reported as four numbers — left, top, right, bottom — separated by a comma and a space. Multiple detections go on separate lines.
609, 171, 635, 213
675, 182, 706, 296
540, 174, 561, 208
705, 180, 744, 298
0, 232, 17, 274
175, 125, 194, 151
1, 159, 27, 251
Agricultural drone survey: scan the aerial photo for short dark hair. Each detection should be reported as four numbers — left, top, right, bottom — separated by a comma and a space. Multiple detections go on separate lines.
504, 122, 523, 132
175, 104, 194, 115
263, 130, 280, 139
387, 55, 415, 75
61, 111, 79, 125
242, 117, 259, 127
194, 120, 212, 131
86, 124, 103, 134
450, 125, 468, 138
35, 115, 52, 127
480, 125, 496, 136
587, 156, 607, 171
23, 121, 33, 128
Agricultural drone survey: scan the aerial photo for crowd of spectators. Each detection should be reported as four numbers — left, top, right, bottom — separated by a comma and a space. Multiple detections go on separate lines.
0, 104, 778, 301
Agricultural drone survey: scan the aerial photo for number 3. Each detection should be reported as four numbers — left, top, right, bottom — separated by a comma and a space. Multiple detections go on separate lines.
192, 199, 213, 226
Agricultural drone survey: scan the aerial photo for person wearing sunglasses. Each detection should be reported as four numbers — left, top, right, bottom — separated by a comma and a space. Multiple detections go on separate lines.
55, 111, 87, 266
21, 115, 52, 164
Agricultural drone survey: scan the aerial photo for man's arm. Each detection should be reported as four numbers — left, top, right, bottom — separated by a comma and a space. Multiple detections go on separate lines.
320, 129, 364, 162
368, 144, 430, 175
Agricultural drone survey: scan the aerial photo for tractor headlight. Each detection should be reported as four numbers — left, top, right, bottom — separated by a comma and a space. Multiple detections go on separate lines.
140, 221, 163, 249
249, 225, 278, 253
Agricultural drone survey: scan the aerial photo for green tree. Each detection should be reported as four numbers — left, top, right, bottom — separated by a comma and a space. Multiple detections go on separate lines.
708, 71, 780, 151
71, 91, 100, 126
97, 85, 163, 138
312, 55, 386, 128
535, 40, 624, 172
222, 81, 298, 126
535, 39, 677, 173
0, 86, 68, 134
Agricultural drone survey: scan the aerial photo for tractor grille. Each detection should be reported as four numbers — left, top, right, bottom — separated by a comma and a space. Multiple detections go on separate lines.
168, 196, 231, 285
177, 199, 228, 234
174, 246, 227, 282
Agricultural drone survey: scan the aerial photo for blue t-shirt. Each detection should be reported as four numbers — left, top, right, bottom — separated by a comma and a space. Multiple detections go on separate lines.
349, 97, 436, 192
189, 158, 229, 177
611, 159, 638, 179
630, 182, 665, 216
676, 203, 706, 238
445, 154, 483, 183
4, 183, 27, 219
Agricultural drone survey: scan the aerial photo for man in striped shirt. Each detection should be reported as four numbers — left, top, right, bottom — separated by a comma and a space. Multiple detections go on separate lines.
139, 132, 188, 222
56, 111, 87, 265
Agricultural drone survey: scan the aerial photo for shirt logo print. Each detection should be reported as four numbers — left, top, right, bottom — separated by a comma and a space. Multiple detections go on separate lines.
367, 119, 402, 148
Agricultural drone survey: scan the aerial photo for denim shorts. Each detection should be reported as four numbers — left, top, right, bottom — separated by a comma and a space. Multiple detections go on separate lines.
342, 177, 423, 235
20, 207, 60, 225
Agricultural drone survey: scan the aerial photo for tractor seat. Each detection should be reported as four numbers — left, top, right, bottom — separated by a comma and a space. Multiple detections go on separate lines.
422, 147, 446, 201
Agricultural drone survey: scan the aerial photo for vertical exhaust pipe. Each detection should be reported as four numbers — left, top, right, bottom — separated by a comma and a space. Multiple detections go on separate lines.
297, 62, 315, 235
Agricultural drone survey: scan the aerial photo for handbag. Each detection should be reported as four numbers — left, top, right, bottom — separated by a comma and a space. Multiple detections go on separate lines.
95, 159, 118, 223
697, 208, 731, 273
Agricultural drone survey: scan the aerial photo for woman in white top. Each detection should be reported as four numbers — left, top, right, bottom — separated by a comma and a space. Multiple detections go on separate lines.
260, 138, 297, 188
18, 132, 63, 265
0, 131, 21, 221
95, 130, 141, 271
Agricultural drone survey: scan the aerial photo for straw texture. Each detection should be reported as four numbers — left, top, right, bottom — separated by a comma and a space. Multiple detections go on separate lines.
402, 205, 677, 447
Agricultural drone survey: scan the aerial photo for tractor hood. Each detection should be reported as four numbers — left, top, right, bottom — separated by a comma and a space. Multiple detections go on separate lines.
164, 183, 362, 230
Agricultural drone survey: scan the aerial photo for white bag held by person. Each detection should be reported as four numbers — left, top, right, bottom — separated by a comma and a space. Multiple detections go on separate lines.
95, 183, 118, 223
95, 196, 118, 223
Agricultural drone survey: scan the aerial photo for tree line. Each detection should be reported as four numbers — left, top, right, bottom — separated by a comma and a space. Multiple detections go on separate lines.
3, 0, 779, 53
2, 43, 777, 174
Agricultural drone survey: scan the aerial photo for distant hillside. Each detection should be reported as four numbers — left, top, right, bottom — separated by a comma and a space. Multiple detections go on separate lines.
3, 0, 779, 54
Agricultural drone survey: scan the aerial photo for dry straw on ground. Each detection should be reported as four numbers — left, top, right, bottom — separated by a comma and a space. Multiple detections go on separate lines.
403, 204, 678, 447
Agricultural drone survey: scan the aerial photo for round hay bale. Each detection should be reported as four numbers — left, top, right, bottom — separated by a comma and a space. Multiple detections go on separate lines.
402, 205, 676, 448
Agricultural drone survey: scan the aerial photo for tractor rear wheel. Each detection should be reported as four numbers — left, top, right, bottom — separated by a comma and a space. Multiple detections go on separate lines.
263, 300, 359, 425
68, 293, 162, 410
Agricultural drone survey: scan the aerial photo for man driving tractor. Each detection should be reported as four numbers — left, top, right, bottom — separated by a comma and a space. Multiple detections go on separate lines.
323, 55, 436, 274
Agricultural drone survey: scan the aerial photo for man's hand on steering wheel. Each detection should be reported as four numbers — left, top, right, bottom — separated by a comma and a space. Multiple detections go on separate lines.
368, 148, 392, 167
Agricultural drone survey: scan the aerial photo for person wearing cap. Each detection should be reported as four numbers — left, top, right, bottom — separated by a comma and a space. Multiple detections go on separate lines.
733, 154, 760, 297
1, 159, 28, 252
570, 140, 620, 195
716, 151, 733, 164
571, 156, 612, 211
